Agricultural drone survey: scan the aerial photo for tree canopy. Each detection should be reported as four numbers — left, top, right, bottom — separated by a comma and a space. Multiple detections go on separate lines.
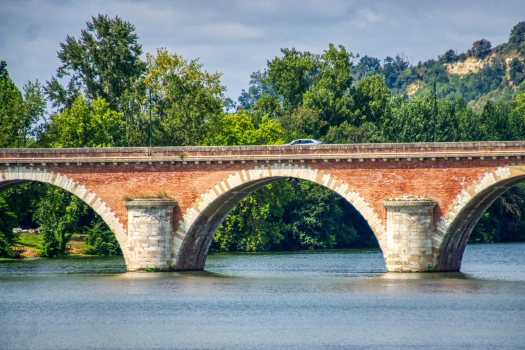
46, 14, 146, 111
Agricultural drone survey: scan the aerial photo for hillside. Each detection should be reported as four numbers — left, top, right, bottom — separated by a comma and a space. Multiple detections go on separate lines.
351, 21, 525, 112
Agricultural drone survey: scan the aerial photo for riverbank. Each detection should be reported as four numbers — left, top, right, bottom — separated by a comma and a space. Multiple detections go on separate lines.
11, 232, 90, 258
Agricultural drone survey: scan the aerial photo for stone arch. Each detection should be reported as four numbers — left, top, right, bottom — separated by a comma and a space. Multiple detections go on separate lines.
172, 163, 386, 270
435, 164, 525, 271
0, 166, 128, 259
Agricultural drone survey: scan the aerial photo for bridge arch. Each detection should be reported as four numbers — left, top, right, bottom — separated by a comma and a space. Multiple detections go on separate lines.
173, 163, 386, 270
0, 166, 128, 259
436, 165, 525, 271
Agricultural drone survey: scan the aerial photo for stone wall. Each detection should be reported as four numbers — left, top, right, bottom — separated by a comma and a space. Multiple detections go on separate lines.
384, 200, 436, 272
125, 199, 176, 271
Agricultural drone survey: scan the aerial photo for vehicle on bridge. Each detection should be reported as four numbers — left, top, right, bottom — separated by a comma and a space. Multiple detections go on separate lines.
287, 139, 324, 145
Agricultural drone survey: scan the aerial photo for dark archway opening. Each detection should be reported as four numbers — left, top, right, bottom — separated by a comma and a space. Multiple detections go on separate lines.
438, 176, 525, 271
0, 181, 122, 259
469, 181, 525, 244
210, 178, 378, 254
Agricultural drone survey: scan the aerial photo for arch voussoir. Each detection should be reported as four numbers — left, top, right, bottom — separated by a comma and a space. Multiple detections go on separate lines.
173, 163, 387, 270
0, 166, 128, 260
436, 164, 525, 271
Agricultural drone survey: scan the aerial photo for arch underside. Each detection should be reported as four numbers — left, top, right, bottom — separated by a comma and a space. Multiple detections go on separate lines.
0, 166, 128, 259
175, 166, 387, 270
437, 167, 525, 271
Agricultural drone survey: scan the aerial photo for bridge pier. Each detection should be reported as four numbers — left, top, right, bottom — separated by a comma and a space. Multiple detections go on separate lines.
384, 200, 437, 272
124, 199, 176, 271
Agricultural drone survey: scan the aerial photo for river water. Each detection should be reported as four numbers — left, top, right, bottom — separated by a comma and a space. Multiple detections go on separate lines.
0, 243, 524, 350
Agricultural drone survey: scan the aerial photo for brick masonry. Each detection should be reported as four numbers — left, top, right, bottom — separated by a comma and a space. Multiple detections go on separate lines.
125, 199, 176, 271
384, 200, 436, 272
1, 142, 525, 272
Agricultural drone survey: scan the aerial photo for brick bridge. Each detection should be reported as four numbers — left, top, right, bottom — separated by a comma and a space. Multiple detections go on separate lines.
1, 142, 525, 272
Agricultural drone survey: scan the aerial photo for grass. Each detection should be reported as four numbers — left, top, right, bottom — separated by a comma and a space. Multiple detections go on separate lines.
14, 232, 41, 248
69, 234, 88, 250
12, 232, 89, 259
14, 232, 88, 249
123, 190, 174, 201
0, 258, 18, 262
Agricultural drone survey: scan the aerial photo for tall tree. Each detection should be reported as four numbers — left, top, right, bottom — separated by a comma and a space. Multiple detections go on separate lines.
0, 61, 44, 148
509, 21, 525, 52
46, 14, 146, 111
265, 48, 318, 111
207, 111, 284, 146
0, 197, 17, 257
144, 48, 226, 146
34, 187, 87, 257
303, 44, 355, 129
237, 70, 276, 110
0, 60, 24, 148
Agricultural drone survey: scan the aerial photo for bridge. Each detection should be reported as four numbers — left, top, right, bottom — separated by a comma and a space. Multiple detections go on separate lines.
1, 141, 525, 272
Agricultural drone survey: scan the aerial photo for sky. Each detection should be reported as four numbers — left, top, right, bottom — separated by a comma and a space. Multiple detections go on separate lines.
1, 0, 524, 103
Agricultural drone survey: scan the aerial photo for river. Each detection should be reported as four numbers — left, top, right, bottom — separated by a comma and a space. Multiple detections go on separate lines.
0, 243, 524, 350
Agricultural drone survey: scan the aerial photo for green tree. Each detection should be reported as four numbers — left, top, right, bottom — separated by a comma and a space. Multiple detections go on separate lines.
237, 70, 276, 110
0, 197, 18, 257
46, 14, 146, 111
286, 181, 348, 249
213, 181, 294, 252
41, 96, 124, 148
207, 112, 284, 146
21, 80, 47, 147
303, 44, 355, 129
478, 100, 517, 141
388, 95, 459, 143
0, 183, 48, 229
322, 121, 383, 144
469, 39, 492, 60
265, 48, 318, 111
351, 75, 392, 133
144, 48, 226, 146
84, 218, 122, 256
0, 60, 24, 148
509, 58, 525, 86
278, 107, 326, 141
34, 187, 87, 257
509, 21, 525, 52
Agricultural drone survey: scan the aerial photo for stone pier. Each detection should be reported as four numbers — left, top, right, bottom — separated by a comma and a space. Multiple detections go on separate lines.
384, 200, 437, 272
125, 199, 176, 271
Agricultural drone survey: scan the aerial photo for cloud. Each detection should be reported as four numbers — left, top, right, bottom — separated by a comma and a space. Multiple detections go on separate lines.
197, 22, 266, 41
1, 0, 524, 101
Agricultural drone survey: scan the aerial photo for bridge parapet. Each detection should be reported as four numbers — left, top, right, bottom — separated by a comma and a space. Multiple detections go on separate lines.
1, 141, 525, 165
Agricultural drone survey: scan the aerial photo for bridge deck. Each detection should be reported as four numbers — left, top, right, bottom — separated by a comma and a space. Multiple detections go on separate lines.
1, 141, 525, 164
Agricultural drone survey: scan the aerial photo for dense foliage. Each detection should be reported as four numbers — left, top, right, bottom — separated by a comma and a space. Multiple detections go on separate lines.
1, 18, 525, 258
350, 22, 525, 112
0, 197, 17, 257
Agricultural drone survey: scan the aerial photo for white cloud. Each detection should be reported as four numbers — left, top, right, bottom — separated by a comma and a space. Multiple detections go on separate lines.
197, 22, 266, 41
0, 0, 524, 101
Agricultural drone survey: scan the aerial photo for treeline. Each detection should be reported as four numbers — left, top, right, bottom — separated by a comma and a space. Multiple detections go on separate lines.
351, 22, 525, 112
1, 16, 525, 258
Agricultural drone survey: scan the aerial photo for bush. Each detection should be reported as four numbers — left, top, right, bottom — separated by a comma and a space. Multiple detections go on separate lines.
0, 197, 18, 257
84, 219, 122, 256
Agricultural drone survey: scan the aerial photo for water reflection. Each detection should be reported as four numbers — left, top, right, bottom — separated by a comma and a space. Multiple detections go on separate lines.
377, 271, 469, 280
0, 243, 524, 350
